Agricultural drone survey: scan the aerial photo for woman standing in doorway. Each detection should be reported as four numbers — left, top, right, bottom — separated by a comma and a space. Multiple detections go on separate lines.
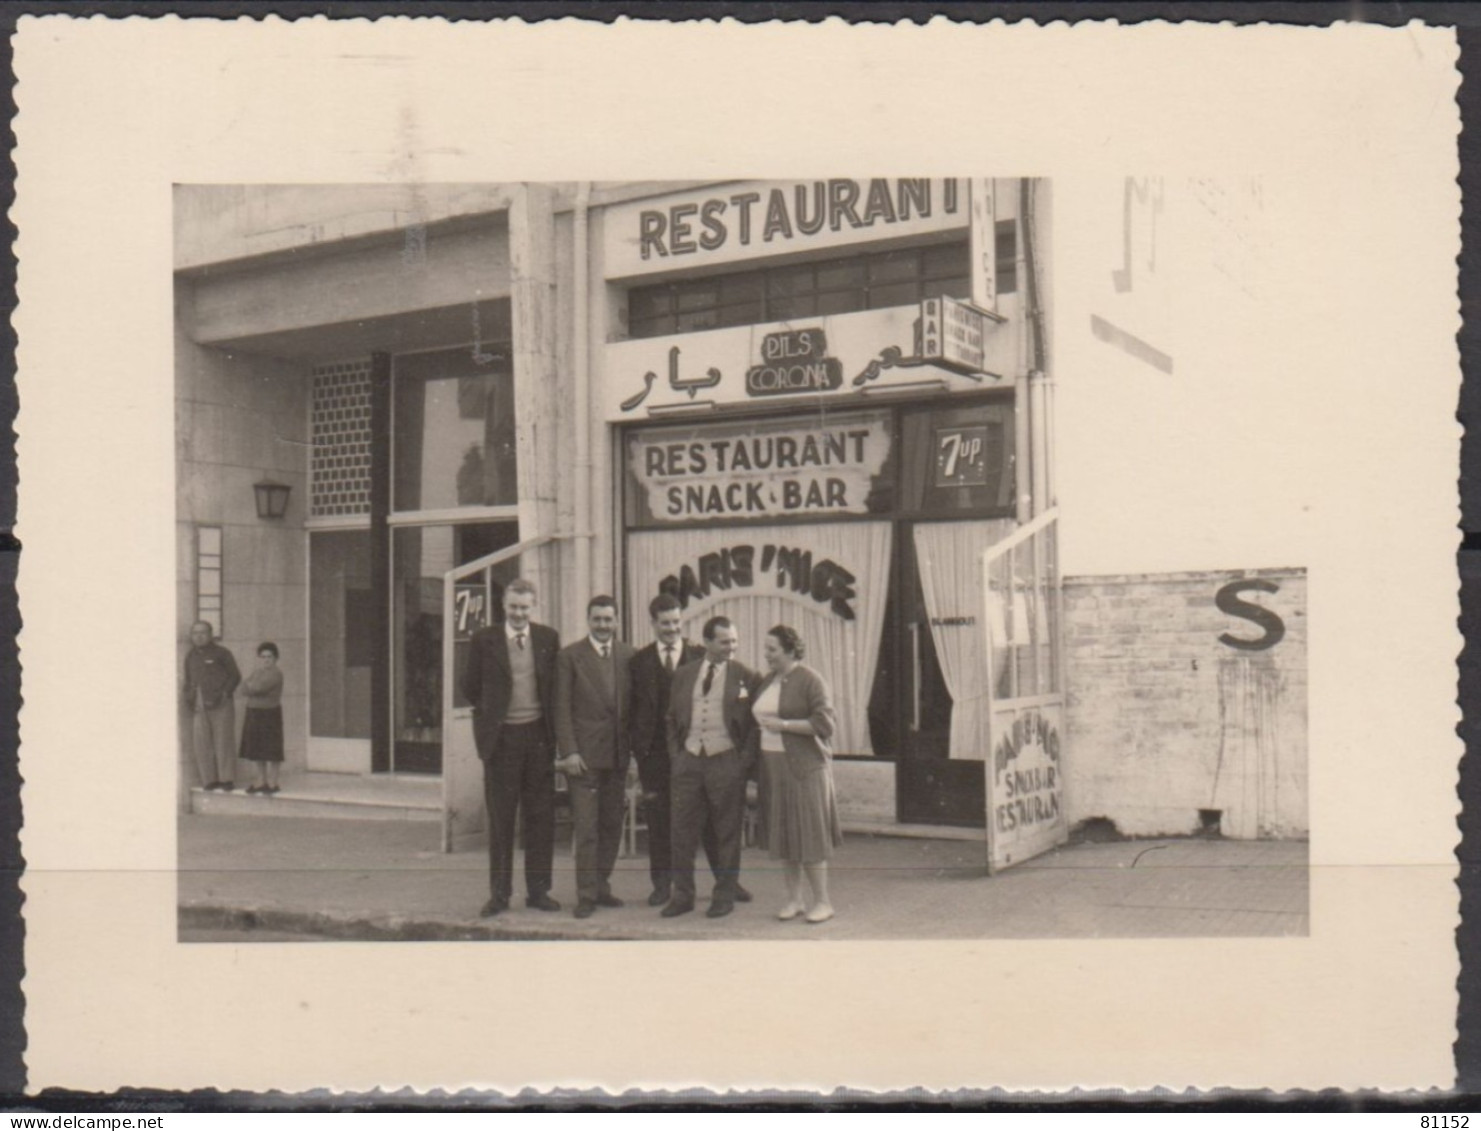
750, 625, 844, 924
240, 642, 285, 795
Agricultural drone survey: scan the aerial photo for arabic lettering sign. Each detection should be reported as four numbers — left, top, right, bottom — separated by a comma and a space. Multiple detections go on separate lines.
625, 411, 892, 526
605, 179, 970, 279
603, 306, 1010, 421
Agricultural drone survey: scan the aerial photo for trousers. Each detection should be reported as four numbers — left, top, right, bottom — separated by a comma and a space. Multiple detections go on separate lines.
569, 766, 627, 903
637, 747, 722, 893
191, 700, 237, 785
482, 721, 556, 902
670, 748, 745, 903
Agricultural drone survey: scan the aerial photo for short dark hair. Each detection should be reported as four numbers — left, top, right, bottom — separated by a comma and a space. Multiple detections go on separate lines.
767, 625, 805, 660
702, 615, 734, 642
257, 641, 280, 660
649, 593, 682, 620
587, 594, 618, 615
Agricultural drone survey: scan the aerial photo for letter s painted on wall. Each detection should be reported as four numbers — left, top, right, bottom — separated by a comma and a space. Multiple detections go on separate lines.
1215, 578, 1286, 651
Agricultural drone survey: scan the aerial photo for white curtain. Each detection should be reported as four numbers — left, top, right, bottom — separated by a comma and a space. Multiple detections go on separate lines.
913, 520, 1016, 760
628, 523, 892, 756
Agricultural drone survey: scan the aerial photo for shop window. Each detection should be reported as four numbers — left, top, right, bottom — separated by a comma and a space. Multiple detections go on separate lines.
195, 525, 223, 636
899, 403, 1016, 518
392, 347, 517, 513
626, 236, 1010, 340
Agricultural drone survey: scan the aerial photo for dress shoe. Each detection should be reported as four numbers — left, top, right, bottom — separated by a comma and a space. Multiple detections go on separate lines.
595, 892, 624, 908
660, 900, 694, 918
647, 887, 671, 908
733, 884, 753, 903
805, 903, 835, 924
705, 899, 735, 919
246, 785, 264, 795
219, 781, 235, 792
573, 901, 596, 920
203, 781, 221, 791
479, 897, 509, 918
777, 901, 805, 921
264, 786, 280, 796
525, 893, 562, 912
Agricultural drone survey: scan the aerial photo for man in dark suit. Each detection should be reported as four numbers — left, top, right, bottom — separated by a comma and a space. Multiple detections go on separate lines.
554, 594, 636, 919
663, 615, 758, 920
629, 594, 751, 908
460, 577, 562, 918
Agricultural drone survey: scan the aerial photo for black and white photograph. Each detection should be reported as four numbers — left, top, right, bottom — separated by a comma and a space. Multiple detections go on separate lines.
173, 176, 1309, 942
15, 16, 1458, 1093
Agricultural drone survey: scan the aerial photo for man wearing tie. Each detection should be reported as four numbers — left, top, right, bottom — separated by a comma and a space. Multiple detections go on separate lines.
628, 594, 751, 908
663, 615, 758, 920
461, 577, 562, 918
554, 595, 636, 919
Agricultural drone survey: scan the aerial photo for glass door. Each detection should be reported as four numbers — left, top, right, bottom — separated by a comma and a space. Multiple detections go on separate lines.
391, 521, 518, 774
895, 523, 987, 826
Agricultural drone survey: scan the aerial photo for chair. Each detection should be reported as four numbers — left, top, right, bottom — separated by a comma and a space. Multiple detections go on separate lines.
622, 776, 648, 858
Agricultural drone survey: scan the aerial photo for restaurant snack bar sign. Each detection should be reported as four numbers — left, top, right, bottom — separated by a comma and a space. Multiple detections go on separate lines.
627, 413, 891, 524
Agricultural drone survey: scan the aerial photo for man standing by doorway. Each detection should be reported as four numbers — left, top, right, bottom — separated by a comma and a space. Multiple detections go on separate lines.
182, 620, 242, 792
554, 595, 636, 919
628, 594, 751, 909
663, 615, 758, 920
461, 577, 562, 918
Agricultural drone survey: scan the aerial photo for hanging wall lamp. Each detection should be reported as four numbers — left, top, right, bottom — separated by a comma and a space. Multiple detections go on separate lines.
253, 478, 291, 520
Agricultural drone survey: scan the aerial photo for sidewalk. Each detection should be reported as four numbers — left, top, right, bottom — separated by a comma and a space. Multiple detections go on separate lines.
177, 813, 1309, 942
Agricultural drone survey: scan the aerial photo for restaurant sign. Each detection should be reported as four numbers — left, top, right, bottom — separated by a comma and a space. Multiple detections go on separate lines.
985, 700, 1068, 874
627, 411, 891, 525
605, 178, 969, 279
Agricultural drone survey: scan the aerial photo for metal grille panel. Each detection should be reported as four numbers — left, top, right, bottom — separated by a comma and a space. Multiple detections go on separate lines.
310, 359, 373, 517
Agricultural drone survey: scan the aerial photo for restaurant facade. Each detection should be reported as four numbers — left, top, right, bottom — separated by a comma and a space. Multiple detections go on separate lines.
175, 179, 1307, 868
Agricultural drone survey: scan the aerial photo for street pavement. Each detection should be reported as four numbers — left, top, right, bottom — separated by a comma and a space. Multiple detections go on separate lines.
177, 813, 1308, 942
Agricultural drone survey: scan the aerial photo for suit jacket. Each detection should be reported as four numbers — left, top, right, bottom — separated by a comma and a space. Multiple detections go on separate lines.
665, 657, 758, 766
554, 637, 636, 771
461, 622, 560, 760
750, 663, 836, 764
627, 640, 706, 764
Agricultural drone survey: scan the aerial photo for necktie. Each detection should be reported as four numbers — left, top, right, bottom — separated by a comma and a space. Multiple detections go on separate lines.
663, 645, 674, 672
600, 643, 609, 659
702, 662, 715, 696
515, 632, 525, 651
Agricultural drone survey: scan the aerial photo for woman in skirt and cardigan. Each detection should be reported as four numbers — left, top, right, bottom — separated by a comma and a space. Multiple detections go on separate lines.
750, 625, 844, 924
240, 642, 285, 795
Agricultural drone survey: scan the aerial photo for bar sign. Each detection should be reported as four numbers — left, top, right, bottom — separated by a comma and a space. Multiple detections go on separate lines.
921, 296, 988, 374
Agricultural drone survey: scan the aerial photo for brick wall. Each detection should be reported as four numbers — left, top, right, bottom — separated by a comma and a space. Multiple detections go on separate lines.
1062, 568, 1307, 839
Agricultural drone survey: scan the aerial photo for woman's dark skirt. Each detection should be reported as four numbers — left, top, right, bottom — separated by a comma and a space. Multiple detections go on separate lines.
239, 705, 284, 763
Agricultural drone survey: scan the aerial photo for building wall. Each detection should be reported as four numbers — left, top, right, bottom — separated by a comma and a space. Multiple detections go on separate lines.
1062, 567, 1307, 838
175, 282, 312, 801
